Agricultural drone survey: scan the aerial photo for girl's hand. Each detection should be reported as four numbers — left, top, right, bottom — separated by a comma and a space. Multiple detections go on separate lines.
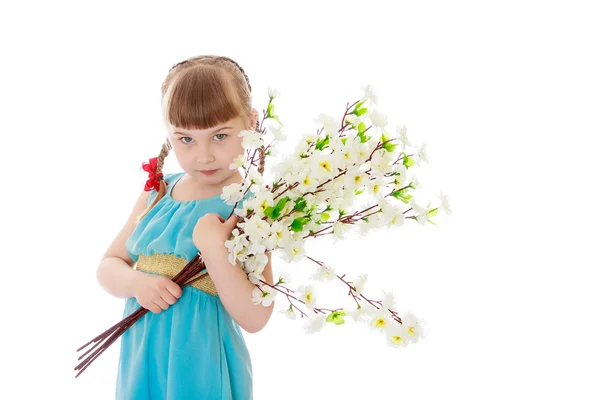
133, 272, 183, 314
192, 213, 239, 255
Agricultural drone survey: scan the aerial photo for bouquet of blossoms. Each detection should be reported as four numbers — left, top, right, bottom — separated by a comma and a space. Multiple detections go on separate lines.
221, 85, 450, 345
75, 85, 450, 377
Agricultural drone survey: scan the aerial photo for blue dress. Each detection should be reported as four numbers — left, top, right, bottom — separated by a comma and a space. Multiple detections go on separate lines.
116, 171, 254, 399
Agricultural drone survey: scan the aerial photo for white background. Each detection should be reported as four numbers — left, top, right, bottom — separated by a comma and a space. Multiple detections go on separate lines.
2, 0, 599, 399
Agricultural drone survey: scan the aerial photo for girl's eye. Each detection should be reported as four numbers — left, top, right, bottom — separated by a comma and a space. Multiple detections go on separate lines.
179, 133, 226, 144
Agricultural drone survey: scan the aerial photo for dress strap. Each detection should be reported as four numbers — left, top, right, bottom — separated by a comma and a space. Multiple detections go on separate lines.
166, 172, 186, 195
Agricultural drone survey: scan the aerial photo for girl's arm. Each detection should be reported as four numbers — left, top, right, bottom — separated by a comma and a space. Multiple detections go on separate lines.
96, 189, 150, 298
202, 248, 275, 333
97, 256, 145, 298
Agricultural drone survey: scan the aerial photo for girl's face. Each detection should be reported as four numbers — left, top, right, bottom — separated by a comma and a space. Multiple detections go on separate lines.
168, 111, 257, 187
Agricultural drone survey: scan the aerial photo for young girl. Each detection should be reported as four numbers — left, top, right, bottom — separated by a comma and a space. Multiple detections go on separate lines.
96, 55, 274, 399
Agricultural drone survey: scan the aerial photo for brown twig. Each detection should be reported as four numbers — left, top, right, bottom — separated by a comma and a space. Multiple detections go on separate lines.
74, 253, 208, 377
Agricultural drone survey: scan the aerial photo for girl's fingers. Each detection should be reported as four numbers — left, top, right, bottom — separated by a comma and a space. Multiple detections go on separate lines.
166, 284, 183, 300
153, 298, 169, 311
161, 290, 179, 305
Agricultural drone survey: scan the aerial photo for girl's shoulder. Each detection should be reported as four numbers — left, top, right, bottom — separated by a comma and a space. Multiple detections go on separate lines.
146, 171, 184, 205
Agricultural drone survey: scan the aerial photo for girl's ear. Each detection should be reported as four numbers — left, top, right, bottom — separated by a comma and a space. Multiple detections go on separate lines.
249, 108, 259, 129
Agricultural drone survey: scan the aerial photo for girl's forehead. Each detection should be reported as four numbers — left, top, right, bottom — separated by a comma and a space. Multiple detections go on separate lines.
172, 125, 234, 135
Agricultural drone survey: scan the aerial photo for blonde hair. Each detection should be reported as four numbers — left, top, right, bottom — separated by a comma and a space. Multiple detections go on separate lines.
135, 55, 262, 223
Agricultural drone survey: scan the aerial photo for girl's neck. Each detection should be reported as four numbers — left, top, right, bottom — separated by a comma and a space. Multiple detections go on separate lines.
181, 171, 243, 198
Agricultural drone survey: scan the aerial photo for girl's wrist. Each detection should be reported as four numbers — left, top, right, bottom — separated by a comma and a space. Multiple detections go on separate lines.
126, 269, 145, 299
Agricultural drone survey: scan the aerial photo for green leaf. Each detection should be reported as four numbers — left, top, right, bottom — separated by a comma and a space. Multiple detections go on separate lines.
357, 131, 371, 143
391, 188, 413, 204
315, 134, 330, 150
267, 102, 274, 117
354, 107, 368, 116
326, 311, 347, 325
271, 196, 290, 219
403, 154, 415, 168
358, 122, 367, 134
292, 197, 307, 212
383, 142, 398, 152
291, 216, 311, 232
264, 206, 274, 219
427, 208, 439, 217
354, 188, 364, 195
321, 212, 330, 221
341, 137, 347, 145
291, 218, 304, 232
353, 99, 367, 111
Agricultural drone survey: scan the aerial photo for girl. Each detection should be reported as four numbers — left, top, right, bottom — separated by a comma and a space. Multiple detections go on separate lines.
96, 55, 274, 399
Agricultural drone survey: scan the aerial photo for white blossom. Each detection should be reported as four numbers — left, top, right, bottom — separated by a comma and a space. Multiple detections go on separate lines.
402, 312, 427, 344
248, 271, 264, 285
396, 124, 411, 148
310, 264, 336, 282
366, 177, 386, 199
268, 122, 286, 141
304, 315, 326, 334
282, 240, 306, 262
362, 84, 378, 105
229, 154, 246, 170
369, 108, 388, 128
352, 274, 368, 297
315, 113, 339, 135
280, 305, 296, 320
297, 285, 317, 310
221, 183, 245, 205
266, 220, 293, 249
277, 271, 292, 286
348, 305, 371, 323
416, 141, 429, 165
386, 325, 409, 348
370, 150, 393, 178
438, 191, 452, 215
238, 129, 265, 149
268, 87, 280, 99
332, 220, 352, 240
252, 285, 276, 307
381, 291, 396, 312
344, 113, 361, 127
370, 311, 391, 333
240, 215, 271, 241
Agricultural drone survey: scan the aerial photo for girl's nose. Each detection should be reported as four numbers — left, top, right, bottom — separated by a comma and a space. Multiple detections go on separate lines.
195, 149, 215, 164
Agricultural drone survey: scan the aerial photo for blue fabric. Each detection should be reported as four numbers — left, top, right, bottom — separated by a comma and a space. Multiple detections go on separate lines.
116, 171, 254, 399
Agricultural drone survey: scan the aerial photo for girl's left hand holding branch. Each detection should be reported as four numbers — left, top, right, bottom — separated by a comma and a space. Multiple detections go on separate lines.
192, 214, 239, 257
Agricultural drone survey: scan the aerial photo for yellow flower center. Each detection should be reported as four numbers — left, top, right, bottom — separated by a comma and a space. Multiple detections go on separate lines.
320, 161, 331, 172
375, 317, 386, 328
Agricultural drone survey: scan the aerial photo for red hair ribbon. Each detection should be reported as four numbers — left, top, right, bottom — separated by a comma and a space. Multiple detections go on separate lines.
142, 157, 168, 192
